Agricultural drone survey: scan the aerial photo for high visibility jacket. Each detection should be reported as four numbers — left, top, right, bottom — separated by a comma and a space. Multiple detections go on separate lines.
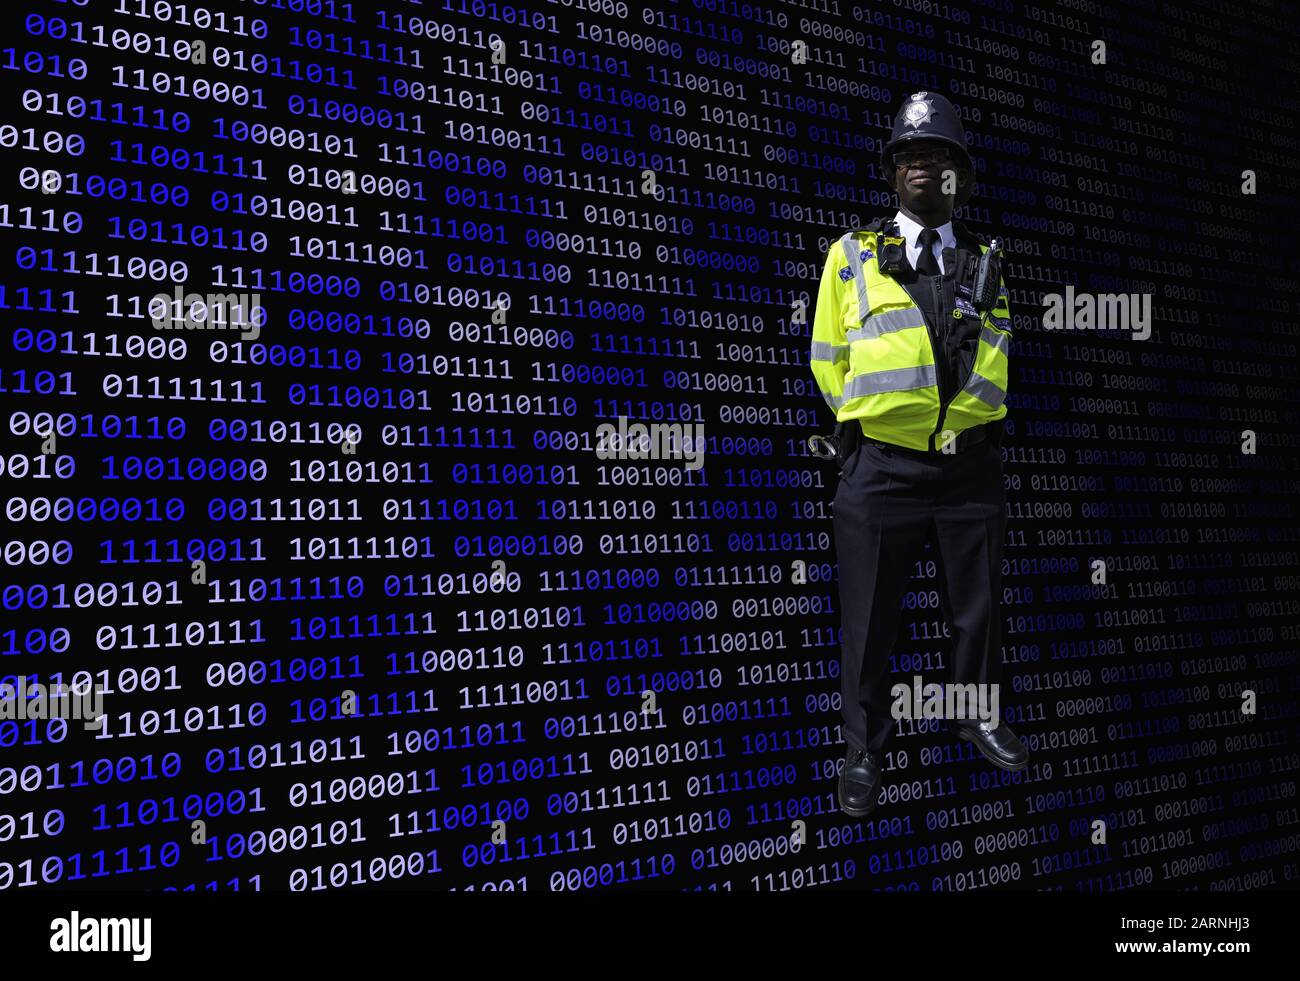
810, 225, 1013, 452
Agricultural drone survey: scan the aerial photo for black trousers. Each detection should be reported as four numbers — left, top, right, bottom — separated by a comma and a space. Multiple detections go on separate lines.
833, 431, 1007, 754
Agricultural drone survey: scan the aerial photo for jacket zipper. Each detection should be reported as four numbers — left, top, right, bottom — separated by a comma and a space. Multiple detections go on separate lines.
925, 264, 979, 452
934, 344, 978, 451
923, 276, 948, 451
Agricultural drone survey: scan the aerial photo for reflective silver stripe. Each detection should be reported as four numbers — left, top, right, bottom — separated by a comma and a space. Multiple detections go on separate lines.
963, 370, 1006, 408
843, 364, 937, 399
979, 324, 1010, 357
810, 340, 849, 363
848, 307, 927, 343
839, 232, 869, 325
821, 389, 842, 411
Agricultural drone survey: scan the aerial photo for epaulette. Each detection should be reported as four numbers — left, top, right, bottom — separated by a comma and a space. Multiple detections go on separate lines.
858, 216, 897, 235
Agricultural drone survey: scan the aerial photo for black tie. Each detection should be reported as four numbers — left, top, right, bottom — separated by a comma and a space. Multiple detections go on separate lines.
916, 228, 941, 276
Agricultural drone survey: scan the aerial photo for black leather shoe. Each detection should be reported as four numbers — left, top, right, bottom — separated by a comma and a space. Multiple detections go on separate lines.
954, 720, 1029, 770
837, 746, 882, 817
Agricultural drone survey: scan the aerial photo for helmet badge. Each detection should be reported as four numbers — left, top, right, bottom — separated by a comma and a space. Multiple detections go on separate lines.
901, 93, 933, 129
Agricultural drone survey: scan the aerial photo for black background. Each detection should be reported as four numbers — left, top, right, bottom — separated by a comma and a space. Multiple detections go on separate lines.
0, 0, 1297, 894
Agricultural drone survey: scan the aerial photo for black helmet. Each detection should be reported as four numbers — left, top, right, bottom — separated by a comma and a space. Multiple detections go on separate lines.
880, 91, 977, 208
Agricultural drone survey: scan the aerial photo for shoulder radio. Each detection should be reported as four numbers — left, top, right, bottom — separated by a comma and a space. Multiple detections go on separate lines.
972, 236, 1003, 312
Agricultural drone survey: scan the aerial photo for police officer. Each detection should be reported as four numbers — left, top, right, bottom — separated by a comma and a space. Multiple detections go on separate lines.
810, 91, 1029, 818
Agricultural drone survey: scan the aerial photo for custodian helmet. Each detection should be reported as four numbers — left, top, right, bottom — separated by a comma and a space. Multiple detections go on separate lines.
880, 91, 977, 209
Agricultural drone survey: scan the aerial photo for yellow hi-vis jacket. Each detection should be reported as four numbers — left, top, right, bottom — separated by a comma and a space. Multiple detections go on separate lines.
810, 226, 1013, 452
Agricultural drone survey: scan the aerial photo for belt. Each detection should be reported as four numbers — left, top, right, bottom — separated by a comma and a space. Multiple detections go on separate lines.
862, 420, 1000, 457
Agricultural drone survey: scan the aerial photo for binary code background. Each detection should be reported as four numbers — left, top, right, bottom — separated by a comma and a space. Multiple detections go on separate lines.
0, 0, 1297, 893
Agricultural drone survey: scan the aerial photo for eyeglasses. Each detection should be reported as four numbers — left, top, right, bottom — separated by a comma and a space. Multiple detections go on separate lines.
892, 146, 954, 168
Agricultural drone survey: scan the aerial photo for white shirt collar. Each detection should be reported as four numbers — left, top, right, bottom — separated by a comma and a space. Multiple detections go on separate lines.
893, 209, 956, 273
894, 209, 956, 249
